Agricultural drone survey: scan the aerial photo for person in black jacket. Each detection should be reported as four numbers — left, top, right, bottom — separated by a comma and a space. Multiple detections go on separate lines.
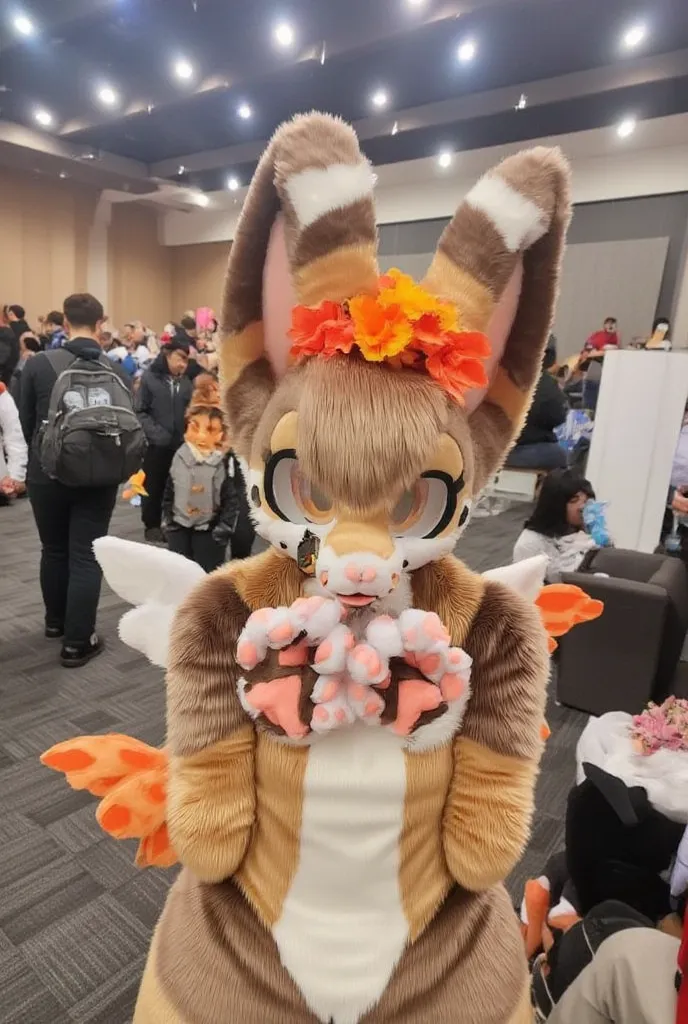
0, 325, 19, 387
19, 293, 130, 668
506, 337, 568, 469
5, 304, 31, 343
135, 338, 195, 542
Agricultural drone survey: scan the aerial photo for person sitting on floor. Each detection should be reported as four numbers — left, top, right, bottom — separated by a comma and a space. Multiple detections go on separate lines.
161, 374, 239, 572
505, 336, 568, 469
513, 468, 597, 581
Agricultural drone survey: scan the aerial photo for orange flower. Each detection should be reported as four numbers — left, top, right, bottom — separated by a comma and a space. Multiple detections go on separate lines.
289, 301, 354, 360
425, 341, 489, 403
348, 294, 414, 361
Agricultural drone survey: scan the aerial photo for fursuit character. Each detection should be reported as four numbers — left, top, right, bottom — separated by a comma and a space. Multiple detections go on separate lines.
43, 113, 572, 1024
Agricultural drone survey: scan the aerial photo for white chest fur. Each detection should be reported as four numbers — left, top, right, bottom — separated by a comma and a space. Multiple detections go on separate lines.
273, 725, 408, 1024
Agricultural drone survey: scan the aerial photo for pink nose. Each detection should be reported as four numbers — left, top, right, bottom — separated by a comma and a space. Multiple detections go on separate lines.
345, 564, 377, 584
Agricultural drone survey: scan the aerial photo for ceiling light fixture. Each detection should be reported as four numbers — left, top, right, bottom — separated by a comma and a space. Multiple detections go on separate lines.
227, 175, 240, 191
438, 150, 453, 169
173, 58, 194, 81
97, 85, 119, 108
177, 164, 186, 175
195, 192, 210, 208
320, 42, 326, 65
407, 0, 427, 6
622, 22, 647, 50
515, 93, 527, 111
391, 120, 399, 135
371, 88, 389, 110
457, 38, 476, 63
274, 21, 295, 48
34, 108, 53, 127
616, 116, 636, 139
237, 101, 252, 120
12, 12, 35, 36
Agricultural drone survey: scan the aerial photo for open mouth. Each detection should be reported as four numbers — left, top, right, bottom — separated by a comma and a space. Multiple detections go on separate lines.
337, 593, 377, 608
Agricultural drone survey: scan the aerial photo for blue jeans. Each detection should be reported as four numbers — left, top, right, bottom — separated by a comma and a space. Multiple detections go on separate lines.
505, 442, 568, 469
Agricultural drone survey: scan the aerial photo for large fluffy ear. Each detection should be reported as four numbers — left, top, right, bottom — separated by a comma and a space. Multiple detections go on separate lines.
220, 112, 379, 458
423, 147, 571, 491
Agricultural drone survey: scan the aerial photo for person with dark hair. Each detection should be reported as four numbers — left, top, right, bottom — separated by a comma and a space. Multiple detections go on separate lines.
39, 310, 67, 350
585, 316, 620, 353
180, 315, 197, 344
645, 316, 672, 351
5, 303, 31, 343
19, 293, 131, 667
513, 468, 597, 580
135, 338, 195, 542
10, 332, 41, 403
506, 337, 568, 469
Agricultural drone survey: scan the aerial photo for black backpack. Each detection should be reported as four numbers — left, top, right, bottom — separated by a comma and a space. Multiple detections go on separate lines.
40, 349, 146, 488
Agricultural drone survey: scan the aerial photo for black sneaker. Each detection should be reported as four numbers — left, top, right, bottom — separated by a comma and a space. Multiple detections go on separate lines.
145, 527, 165, 544
60, 634, 104, 669
45, 624, 64, 640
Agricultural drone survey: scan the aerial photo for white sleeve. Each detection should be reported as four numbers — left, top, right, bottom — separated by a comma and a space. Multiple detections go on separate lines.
0, 390, 28, 482
513, 529, 549, 566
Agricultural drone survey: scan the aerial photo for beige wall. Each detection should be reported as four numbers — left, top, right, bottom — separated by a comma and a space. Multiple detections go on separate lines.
108, 203, 173, 330
170, 241, 228, 320
0, 167, 97, 322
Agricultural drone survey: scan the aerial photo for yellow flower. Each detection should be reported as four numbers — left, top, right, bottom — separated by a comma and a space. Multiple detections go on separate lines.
378, 268, 459, 331
349, 294, 414, 361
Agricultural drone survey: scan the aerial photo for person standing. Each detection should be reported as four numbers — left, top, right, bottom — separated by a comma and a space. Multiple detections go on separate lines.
5, 304, 31, 343
38, 310, 68, 350
135, 338, 194, 542
19, 293, 134, 667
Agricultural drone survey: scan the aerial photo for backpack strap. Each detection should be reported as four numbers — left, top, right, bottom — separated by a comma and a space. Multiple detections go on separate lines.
44, 348, 76, 379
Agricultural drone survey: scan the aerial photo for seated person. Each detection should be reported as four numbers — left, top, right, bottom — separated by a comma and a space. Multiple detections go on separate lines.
584, 315, 620, 355
506, 338, 568, 469
513, 468, 597, 581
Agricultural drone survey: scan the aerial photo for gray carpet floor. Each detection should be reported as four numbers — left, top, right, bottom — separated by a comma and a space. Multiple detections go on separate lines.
0, 497, 586, 1022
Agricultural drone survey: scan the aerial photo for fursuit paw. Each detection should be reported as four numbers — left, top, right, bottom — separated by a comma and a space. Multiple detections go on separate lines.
397, 609, 472, 702
237, 596, 343, 671
347, 616, 403, 688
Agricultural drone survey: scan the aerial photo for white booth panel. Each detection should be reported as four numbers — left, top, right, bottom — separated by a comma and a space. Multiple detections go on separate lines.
586, 350, 688, 552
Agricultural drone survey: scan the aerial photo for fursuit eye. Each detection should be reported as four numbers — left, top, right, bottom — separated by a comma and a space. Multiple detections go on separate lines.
264, 449, 334, 525
391, 472, 464, 539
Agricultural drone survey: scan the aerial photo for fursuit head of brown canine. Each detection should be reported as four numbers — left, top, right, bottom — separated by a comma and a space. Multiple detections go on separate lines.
219, 112, 571, 613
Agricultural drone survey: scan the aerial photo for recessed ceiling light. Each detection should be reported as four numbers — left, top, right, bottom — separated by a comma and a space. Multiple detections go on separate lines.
622, 22, 647, 50
177, 164, 186, 175
371, 88, 389, 110
237, 102, 252, 120
407, 0, 426, 6
227, 175, 240, 191
195, 192, 210, 208
391, 120, 399, 135
438, 150, 453, 169
319, 42, 326, 65
616, 116, 636, 138
34, 108, 53, 127
273, 21, 295, 48
457, 38, 476, 63
59, 171, 68, 179
12, 12, 35, 36
515, 93, 527, 111
173, 58, 194, 81
97, 85, 119, 108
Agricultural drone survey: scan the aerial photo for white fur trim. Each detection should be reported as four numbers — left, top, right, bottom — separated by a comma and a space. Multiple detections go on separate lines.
465, 175, 547, 252
483, 555, 547, 601
284, 161, 376, 229
274, 726, 408, 1024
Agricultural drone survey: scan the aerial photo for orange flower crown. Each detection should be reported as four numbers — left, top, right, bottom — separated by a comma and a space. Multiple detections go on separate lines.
288, 268, 491, 404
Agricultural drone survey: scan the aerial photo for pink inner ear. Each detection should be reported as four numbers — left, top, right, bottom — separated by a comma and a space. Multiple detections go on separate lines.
263, 215, 297, 380
465, 258, 523, 414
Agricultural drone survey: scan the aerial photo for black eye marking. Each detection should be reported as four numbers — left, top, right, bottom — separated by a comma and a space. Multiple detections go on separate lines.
264, 448, 297, 522
459, 506, 469, 527
403, 560, 409, 568
250, 485, 261, 508
280, 542, 288, 550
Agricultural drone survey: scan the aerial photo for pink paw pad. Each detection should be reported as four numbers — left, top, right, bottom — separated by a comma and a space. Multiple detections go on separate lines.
314, 640, 332, 665
237, 640, 259, 670
393, 679, 443, 736
422, 614, 450, 643
351, 646, 381, 680
418, 653, 441, 677
269, 621, 295, 644
278, 641, 309, 667
313, 706, 329, 723
439, 673, 465, 701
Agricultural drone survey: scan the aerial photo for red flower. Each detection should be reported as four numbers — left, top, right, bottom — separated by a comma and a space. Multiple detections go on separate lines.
289, 301, 354, 359
425, 342, 489, 404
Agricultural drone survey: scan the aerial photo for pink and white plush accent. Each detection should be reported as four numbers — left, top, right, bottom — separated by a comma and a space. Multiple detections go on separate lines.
237, 596, 343, 671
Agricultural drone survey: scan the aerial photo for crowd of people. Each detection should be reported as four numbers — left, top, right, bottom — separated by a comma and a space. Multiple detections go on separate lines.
0, 293, 253, 668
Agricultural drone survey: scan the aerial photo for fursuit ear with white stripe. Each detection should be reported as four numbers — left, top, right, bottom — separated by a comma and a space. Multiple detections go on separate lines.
423, 147, 571, 491
220, 112, 378, 459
